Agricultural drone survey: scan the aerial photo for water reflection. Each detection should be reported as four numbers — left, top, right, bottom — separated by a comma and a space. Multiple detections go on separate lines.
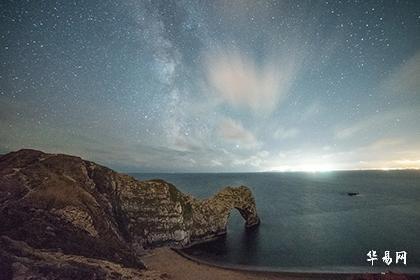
183, 209, 261, 265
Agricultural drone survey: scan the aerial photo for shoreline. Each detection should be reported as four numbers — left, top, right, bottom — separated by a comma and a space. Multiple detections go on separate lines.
142, 247, 420, 280
174, 248, 420, 276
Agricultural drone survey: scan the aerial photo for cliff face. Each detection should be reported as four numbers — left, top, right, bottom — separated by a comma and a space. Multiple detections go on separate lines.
123, 180, 260, 248
0, 149, 259, 278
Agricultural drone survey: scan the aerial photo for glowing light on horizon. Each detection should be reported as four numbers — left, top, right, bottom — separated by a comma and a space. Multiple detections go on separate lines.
268, 156, 420, 173
271, 159, 336, 172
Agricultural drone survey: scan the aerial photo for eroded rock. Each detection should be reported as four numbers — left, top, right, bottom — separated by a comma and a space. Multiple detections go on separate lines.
0, 235, 163, 280
0, 149, 260, 278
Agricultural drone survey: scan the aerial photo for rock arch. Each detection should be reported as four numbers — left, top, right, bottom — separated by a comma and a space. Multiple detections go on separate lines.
188, 186, 260, 245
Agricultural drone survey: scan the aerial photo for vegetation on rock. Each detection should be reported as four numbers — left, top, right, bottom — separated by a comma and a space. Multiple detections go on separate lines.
0, 149, 260, 279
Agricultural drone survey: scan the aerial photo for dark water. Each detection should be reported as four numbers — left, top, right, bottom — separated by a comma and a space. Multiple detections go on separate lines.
131, 171, 420, 273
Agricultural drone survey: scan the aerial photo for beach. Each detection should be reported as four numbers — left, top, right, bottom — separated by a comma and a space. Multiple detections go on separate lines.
142, 247, 417, 280
143, 247, 308, 280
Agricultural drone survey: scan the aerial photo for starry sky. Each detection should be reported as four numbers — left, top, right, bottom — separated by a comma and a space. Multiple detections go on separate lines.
1, 0, 420, 172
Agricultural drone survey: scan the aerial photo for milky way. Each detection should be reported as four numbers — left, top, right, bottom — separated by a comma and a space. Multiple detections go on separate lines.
1, 0, 420, 171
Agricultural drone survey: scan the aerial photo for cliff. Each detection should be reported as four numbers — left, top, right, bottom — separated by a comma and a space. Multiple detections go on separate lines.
0, 149, 260, 279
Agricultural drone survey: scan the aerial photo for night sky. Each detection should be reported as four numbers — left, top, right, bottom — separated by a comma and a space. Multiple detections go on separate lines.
1, 0, 420, 172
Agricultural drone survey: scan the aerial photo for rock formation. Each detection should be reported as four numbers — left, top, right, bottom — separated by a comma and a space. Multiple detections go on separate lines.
0, 235, 162, 280
0, 149, 260, 279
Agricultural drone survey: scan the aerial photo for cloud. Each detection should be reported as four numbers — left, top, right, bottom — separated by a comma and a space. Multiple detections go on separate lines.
229, 150, 269, 168
204, 49, 300, 114
334, 108, 416, 139
217, 117, 258, 148
382, 50, 420, 95
273, 126, 300, 139
210, 159, 223, 167
335, 122, 368, 139
300, 102, 323, 121
330, 137, 419, 170
367, 138, 404, 150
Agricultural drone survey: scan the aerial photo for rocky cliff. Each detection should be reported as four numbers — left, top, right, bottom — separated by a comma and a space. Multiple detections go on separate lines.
0, 149, 260, 279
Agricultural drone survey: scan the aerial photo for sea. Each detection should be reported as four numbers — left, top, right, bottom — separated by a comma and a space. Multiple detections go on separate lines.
131, 171, 420, 273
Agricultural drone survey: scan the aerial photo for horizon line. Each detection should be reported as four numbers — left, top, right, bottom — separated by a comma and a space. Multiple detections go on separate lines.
123, 167, 420, 174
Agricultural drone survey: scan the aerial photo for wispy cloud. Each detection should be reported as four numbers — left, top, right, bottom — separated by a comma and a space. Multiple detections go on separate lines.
204, 48, 301, 114
273, 126, 300, 140
367, 138, 404, 150
217, 117, 259, 149
382, 49, 420, 96
300, 102, 323, 121
334, 108, 416, 139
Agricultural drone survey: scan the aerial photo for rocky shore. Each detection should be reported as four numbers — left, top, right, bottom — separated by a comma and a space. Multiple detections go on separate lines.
0, 149, 260, 279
